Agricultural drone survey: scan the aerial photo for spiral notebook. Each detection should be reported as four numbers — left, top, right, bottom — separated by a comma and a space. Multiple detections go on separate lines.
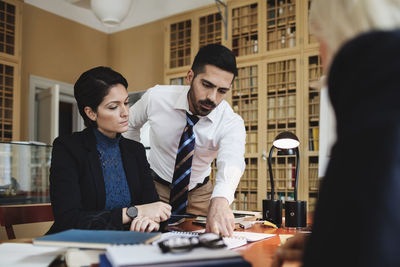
106, 245, 245, 267
156, 230, 275, 249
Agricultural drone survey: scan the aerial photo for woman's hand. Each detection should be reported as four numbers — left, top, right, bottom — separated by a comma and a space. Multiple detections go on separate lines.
136, 201, 171, 222
130, 216, 160, 232
271, 233, 309, 267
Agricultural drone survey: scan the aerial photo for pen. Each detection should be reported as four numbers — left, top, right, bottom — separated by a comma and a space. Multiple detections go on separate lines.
170, 214, 197, 218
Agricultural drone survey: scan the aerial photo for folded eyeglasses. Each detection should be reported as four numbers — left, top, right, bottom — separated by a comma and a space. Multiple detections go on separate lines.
158, 233, 226, 253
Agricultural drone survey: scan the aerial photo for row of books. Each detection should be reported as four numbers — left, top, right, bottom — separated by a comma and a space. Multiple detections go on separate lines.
238, 179, 258, 190
268, 94, 296, 107
245, 145, 258, 154
232, 89, 258, 97
308, 162, 319, 190
235, 109, 258, 122
232, 5, 258, 18
241, 169, 258, 179
233, 191, 258, 211
266, 191, 295, 203
267, 84, 297, 94
267, 71, 296, 84
309, 63, 322, 80
234, 78, 258, 91
309, 127, 319, 151
309, 102, 320, 116
232, 38, 258, 55
268, 60, 296, 72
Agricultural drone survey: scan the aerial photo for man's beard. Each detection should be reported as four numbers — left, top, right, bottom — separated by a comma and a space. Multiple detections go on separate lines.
188, 85, 216, 116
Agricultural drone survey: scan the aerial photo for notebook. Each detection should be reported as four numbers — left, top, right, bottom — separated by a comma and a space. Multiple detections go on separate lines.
33, 229, 161, 249
156, 230, 275, 249
106, 244, 246, 267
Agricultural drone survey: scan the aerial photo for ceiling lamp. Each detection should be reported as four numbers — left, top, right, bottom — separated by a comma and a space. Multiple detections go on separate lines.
90, 0, 133, 27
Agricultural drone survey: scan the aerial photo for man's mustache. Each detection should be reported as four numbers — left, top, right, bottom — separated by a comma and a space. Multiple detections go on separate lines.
199, 99, 216, 108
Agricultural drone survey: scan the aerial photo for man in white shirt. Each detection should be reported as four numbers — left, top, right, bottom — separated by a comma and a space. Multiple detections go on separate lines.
123, 44, 245, 236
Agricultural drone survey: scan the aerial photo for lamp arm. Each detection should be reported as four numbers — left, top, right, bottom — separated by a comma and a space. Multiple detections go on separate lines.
294, 147, 300, 201
268, 146, 275, 200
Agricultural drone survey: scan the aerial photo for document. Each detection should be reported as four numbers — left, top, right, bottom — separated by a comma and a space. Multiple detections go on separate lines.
157, 230, 275, 249
0, 243, 66, 267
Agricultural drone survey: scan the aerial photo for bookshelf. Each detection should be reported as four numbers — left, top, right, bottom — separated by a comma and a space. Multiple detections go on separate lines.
0, 0, 21, 141
306, 53, 323, 211
164, 0, 323, 212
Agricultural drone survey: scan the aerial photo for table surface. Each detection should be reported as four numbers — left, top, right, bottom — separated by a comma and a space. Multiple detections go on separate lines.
2, 218, 307, 267
170, 219, 307, 267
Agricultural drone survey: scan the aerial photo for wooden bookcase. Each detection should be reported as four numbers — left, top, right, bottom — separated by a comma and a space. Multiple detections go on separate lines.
164, 0, 323, 212
0, 0, 22, 142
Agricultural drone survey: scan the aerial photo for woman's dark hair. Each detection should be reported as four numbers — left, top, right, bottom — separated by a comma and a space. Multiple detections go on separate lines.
74, 66, 128, 128
191, 44, 238, 79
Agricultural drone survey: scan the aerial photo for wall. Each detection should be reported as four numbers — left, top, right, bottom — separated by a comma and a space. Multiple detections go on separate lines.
108, 20, 165, 93
20, 4, 165, 140
21, 4, 109, 140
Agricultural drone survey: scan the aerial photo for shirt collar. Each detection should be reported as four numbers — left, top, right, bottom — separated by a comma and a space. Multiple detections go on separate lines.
173, 85, 217, 123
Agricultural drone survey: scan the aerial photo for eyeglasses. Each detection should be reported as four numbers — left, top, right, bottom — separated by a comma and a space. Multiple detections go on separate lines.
158, 233, 226, 253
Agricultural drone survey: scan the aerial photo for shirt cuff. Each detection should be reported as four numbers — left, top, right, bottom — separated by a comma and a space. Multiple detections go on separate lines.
211, 165, 242, 204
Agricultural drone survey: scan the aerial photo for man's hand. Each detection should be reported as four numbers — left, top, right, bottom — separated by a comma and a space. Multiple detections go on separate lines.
130, 216, 160, 232
271, 233, 309, 267
205, 197, 235, 237
136, 201, 171, 222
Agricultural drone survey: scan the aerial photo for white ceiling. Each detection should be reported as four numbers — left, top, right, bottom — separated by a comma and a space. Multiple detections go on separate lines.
24, 0, 217, 34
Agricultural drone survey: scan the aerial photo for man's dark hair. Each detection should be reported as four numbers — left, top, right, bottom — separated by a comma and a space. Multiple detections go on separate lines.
74, 66, 128, 128
191, 44, 238, 79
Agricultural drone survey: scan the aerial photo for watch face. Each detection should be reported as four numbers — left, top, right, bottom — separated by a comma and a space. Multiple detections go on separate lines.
127, 206, 138, 219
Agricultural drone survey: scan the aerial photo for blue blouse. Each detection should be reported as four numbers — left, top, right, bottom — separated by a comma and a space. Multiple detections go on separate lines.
93, 128, 131, 210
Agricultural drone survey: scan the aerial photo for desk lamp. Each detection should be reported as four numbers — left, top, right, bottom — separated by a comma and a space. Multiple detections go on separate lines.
263, 131, 305, 228
263, 131, 298, 226
273, 132, 306, 228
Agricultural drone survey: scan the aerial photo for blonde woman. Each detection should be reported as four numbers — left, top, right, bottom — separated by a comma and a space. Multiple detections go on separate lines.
273, 0, 400, 266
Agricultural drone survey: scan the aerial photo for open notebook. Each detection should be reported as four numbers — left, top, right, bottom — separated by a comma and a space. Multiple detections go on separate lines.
156, 230, 275, 249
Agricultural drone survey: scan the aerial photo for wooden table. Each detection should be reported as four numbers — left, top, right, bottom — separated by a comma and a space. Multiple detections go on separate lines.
170, 220, 306, 267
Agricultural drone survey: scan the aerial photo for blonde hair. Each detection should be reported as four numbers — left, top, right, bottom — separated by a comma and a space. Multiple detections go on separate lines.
309, 0, 400, 67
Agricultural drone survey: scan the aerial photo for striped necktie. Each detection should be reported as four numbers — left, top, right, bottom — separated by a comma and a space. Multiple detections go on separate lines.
169, 112, 199, 221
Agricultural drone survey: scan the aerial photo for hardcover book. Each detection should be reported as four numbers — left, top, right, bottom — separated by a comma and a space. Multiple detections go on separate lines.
33, 229, 161, 249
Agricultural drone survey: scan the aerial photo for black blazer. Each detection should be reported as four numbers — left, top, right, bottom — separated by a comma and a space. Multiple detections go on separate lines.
303, 30, 400, 266
47, 127, 159, 234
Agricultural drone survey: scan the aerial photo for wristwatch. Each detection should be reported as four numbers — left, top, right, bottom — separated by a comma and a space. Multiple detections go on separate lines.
126, 206, 138, 220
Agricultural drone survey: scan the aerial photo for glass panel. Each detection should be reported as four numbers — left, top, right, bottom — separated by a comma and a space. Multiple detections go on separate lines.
266, 59, 296, 201
170, 20, 191, 68
199, 12, 222, 48
266, 0, 296, 51
0, 142, 52, 204
0, 1, 16, 56
232, 3, 258, 57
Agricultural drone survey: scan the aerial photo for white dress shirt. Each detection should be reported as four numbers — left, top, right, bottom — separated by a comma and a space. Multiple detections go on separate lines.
123, 85, 246, 204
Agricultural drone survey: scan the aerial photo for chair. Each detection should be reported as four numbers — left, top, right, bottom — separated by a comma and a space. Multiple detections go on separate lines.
0, 204, 54, 239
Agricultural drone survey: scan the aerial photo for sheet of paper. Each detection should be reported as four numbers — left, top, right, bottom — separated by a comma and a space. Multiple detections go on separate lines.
0, 243, 66, 267
157, 230, 275, 249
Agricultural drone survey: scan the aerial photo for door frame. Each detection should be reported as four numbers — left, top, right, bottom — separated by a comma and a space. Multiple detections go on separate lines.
28, 75, 83, 141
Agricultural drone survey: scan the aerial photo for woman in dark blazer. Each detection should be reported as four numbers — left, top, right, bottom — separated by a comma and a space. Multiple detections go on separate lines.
48, 66, 171, 234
